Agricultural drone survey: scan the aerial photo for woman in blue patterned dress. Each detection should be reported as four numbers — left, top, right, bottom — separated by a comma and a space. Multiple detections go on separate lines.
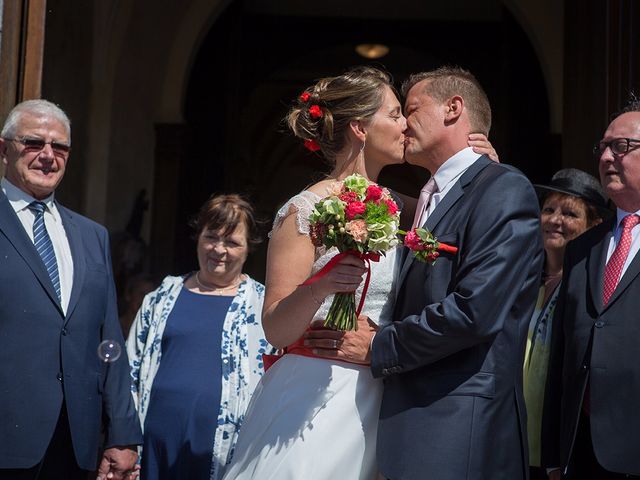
126, 194, 274, 480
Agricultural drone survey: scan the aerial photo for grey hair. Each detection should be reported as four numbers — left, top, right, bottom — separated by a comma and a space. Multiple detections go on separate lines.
1, 99, 71, 142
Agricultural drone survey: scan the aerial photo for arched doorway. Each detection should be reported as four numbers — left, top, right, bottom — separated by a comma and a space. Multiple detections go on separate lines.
164, 2, 554, 281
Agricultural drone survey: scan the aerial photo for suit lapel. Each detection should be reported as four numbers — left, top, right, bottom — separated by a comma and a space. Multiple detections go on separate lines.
0, 191, 63, 313
58, 204, 85, 321
588, 227, 610, 315
396, 156, 492, 290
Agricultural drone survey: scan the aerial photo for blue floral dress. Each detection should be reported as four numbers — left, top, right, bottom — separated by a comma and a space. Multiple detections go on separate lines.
126, 274, 274, 480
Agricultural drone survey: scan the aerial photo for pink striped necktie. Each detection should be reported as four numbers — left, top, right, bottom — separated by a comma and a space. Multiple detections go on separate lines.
603, 214, 640, 305
412, 177, 438, 229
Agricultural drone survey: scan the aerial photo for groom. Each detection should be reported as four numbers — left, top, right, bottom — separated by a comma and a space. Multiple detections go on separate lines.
312, 67, 543, 479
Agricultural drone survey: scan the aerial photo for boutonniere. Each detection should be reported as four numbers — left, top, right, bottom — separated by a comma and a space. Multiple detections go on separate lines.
400, 227, 458, 265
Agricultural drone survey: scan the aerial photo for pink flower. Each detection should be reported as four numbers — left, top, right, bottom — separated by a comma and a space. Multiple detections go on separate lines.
365, 184, 383, 202
345, 201, 366, 220
327, 182, 345, 196
309, 105, 323, 119
404, 229, 423, 250
346, 219, 368, 243
384, 198, 399, 215
300, 92, 310, 102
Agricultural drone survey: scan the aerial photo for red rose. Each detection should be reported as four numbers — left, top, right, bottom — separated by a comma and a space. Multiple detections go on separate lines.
304, 139, 321, 152
384, 198, 399, 215
345, 201, 366, 220
300, 92, 310, 102
365, 184, 383, 202
309, 105, 323, 119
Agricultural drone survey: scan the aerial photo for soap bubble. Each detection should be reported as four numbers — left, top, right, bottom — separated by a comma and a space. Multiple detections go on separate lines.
97, 340, 122, 363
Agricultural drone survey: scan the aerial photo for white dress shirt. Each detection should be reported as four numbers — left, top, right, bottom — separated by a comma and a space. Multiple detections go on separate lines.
1, 178, 74, 313
424, 147, 481, 220
606, 207, 640, 276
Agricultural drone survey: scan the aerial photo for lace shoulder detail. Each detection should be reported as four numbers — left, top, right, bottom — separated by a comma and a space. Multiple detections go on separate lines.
269, 190, 321, 237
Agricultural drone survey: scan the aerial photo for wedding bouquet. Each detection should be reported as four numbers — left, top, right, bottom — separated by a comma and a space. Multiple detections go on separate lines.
402, 227, 458, 264
307, 174, 400, 331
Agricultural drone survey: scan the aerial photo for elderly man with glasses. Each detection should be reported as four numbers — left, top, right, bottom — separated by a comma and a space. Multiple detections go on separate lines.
0, 100, 142, 480
543, 99, 640, 479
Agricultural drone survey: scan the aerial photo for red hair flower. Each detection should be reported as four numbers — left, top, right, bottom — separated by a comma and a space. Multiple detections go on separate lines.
304, 139, 321, 152
309, 105, 323, 119
299, 92, 310, 102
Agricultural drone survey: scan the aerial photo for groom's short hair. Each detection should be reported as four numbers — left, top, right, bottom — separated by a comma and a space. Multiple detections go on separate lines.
401, 66, 491, 136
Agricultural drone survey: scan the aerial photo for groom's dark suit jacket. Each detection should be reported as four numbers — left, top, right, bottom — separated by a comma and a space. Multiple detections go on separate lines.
372, 156, 543, 480
0, 190, 142, 470
542, 218, 640, 476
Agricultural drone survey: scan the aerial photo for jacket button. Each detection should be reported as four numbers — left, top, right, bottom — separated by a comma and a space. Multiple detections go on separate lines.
582, 365, 588, 370
595, 320, 604, 328
56, 373, 63, 381
61, 328, 67, 336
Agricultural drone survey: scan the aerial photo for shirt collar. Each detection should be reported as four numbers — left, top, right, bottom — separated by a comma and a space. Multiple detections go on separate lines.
1, 177, 56, 214
615, 207, 640, 229
432, 147, 481, 192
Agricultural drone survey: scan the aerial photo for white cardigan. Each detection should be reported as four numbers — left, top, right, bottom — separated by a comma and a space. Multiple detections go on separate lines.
126, 274, 273, 479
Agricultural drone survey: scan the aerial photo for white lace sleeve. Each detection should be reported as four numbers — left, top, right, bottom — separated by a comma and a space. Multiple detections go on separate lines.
269, 190, 321, 237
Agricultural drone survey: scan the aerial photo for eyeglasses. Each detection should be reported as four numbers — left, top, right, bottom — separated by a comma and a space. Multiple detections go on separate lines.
593, 137, 640, 157
5, 137, 71, 155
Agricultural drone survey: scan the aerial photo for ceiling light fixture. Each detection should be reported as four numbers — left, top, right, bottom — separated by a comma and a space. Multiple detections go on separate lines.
355, 43, 390, 59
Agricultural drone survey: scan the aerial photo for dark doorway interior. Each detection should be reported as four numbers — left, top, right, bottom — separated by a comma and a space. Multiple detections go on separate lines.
174, 3, 554, 281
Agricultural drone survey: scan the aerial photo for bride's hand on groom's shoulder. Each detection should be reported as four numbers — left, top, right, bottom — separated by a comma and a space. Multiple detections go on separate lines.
304, 316, 376, 365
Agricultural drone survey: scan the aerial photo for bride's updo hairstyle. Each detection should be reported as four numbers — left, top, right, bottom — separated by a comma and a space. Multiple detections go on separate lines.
287, 66, 395, 162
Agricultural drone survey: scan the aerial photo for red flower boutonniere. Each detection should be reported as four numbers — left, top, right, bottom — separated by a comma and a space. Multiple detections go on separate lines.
401, 227, 458, 265
300, 92, 310, 102
304, 139, 321, 152
309, 104, 323, 119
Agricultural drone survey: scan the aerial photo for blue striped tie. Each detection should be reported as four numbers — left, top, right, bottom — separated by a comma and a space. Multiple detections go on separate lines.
28, 201, 61, 302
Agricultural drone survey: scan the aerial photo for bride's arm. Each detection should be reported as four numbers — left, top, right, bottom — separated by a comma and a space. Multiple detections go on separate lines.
262, 211, 366, 349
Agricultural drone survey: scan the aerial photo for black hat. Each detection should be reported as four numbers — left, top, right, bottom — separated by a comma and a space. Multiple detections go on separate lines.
534, 168, 613, 220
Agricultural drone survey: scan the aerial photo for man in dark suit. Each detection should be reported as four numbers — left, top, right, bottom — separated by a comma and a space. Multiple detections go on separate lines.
542, 103, 640, 479
311, 67, 543, 479
371, 68, 543, 480
0, 100, 142, 479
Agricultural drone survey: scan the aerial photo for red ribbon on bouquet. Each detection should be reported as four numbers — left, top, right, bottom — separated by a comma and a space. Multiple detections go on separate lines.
301, 250, 380, 316
262, 250, 380, 372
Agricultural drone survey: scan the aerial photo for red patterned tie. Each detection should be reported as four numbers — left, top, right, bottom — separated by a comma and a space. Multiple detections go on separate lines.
412, 177, 438, 229
602, 214, 640, 305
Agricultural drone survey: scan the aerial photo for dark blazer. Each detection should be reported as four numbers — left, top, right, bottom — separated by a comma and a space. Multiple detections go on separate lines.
542, 218, 640, 476
0, 190, 142, 470
372, 156, 543, 480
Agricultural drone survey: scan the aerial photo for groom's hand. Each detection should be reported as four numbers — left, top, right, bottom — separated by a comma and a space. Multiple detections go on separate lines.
304, 315, 376, 365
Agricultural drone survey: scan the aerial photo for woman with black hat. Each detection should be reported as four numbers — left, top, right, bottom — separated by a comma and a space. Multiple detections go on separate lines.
524, 168, 612, 479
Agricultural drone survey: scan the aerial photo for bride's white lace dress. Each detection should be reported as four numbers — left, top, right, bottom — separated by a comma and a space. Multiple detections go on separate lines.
222, 190, 398, 480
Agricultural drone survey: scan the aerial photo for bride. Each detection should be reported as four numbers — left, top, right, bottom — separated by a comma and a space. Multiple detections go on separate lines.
223, 66, 495, 480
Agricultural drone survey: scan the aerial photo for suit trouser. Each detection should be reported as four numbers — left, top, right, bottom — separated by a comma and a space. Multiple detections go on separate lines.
0, 403, 89, 480
565, 413, 639, 480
